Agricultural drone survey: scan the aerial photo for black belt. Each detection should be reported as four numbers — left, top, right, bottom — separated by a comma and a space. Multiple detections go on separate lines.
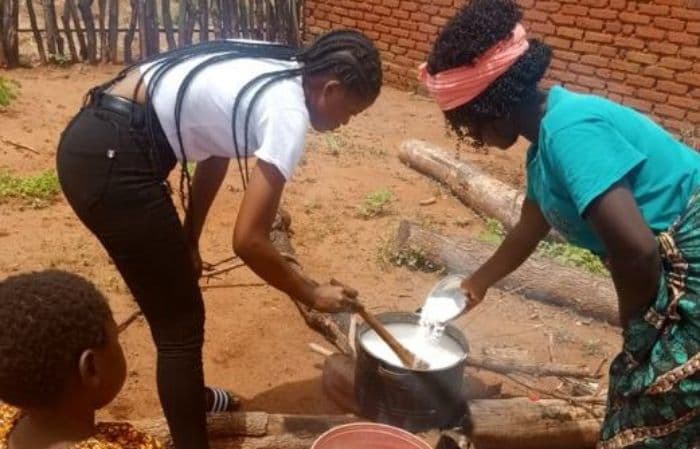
91, 92, 146, 127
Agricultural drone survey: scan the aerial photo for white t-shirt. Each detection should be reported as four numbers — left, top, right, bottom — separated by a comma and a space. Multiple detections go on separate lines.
140, 55, 309, 180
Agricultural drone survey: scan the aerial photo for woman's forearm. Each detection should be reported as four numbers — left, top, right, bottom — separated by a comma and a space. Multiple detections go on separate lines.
183, 157, 230, 245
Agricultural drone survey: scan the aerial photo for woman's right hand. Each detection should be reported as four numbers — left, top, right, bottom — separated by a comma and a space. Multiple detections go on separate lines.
461, 277, 487, 312
304, 284, 360, 313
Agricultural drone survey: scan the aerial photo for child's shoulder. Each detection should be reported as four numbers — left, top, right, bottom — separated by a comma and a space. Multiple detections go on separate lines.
75, 422, 163, 449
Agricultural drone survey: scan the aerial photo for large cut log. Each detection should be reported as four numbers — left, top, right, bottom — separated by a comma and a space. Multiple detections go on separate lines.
469, 398, 603, 449
400, 139, 563, 243
396, 220, 620, 326
132, 412, 358, 448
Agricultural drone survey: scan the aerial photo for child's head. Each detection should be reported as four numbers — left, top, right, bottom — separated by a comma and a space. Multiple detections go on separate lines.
0, 270, 126, 411
299, 30, 383, 132
424, 0, 552, 148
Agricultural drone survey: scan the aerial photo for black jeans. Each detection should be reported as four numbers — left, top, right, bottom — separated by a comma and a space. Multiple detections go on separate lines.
56, 94, 208, 449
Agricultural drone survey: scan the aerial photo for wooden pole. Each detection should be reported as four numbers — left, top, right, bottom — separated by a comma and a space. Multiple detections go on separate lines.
161, 0, 176, 50
288, 0, 299, 46
41, 0, 65, 59
199, 0, 208, 41
238, 0, 248, 39
394, 221, 620, 326
98, 0, 106, 61
25, 0, 47, 63
0, 0, 8, 68
253, 0, 263, 40
107, 0, 118, 61
60, 0, 79, 62
209, 0, 221, 39
68, 0, 87, 60
136, 0, 146, 58
145, 0, 158, 55
123, 0, 137, 63
77, 0, 97, 63
265, 0, 275, 42
220, 0, 231, 38
177, 0, 186, 46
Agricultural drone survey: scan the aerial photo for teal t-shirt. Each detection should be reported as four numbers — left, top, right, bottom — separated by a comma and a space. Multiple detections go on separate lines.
526, 86, 700, 256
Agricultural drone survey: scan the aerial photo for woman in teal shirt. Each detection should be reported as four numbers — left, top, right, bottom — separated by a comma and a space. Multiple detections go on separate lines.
421, 0, 700, 447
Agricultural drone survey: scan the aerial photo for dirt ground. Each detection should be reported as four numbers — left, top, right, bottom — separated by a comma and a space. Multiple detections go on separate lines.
0, 64, 621, 422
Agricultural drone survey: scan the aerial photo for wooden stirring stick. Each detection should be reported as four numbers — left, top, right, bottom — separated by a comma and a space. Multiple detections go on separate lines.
330, 279, 429, 370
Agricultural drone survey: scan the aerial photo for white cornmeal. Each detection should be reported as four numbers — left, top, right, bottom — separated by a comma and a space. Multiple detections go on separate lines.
420, 295, 463, 324
360, 322, 466, 370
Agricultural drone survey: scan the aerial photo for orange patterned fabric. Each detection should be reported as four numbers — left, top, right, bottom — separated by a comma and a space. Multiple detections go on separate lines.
0, 404, 163, 449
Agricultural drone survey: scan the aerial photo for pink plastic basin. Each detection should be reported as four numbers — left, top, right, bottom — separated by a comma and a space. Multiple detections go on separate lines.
311, 423, 432, 449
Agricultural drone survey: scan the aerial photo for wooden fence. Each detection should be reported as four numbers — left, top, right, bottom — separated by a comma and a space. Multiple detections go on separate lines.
0, 0, 303, 67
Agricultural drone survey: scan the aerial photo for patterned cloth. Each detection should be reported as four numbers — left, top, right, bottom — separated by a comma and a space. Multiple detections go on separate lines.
598, 191, 700, 449
0, 404, 163, 449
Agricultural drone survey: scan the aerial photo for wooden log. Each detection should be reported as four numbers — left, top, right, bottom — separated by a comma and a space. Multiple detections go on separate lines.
25, 0, 47, 63
177, 0, 186, 46
395, 220, 620, 326
160, 0, 175, 50
77, 0, 97, 63
67, 0, 87, 60
400, 139, 561, 240
60, 1, 79, 62
198, 0, 208, 41
145, 0, 158, 55
107, 0, 117, 61
123, 0, 137, 63
41, 0, 64, 58
136, 0, 146, 58
132, 412, 358, 448
98, 0, 106, 61
469, 398, 603, 449
466, 354, 600, 379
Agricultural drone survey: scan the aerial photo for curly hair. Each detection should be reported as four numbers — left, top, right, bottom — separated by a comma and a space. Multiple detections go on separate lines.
0, 270, 113, 407
426, 0, 552, 139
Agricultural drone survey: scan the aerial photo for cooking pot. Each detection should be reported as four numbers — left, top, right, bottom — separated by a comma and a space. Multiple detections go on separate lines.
355, 311, 469, 432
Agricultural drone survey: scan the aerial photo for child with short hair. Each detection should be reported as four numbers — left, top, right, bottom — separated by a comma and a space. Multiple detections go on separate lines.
0, 269, 162, 449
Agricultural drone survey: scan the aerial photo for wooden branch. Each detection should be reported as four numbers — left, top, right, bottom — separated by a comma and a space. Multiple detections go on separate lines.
60, 0, 79, 62
107, 0, 118, 61
136, 0, 146, 58
399, 139, 561, 240
25, 0, 47, 63
67, 0, 87, 60
466, 354, 600, 379
1, 137, 40, 155
98, 0, 106, 61
144, 0, 158, 56
177, 0, 186, 46
395, 220, 620, 326
123, 0, 137, 63
198, 0, 208, 41
41, 0, 65, 57
77, 0, 97, 63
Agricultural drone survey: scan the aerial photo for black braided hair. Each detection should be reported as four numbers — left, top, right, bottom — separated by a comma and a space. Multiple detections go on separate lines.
100, 30, 381, 223
426, 0, 551, 141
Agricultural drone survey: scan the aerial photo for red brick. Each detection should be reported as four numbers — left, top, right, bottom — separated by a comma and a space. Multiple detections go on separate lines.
680, 46, 700, 59
550, 58, 568, 70
535, 1, 561, 12
580, 54, 610, 67
561, 4, 589, 15
430, 16, 448, 26
608, 93, 623, 102
394, 9, 410, 19
626, 74, 656, 88
595, 67, 613, 79
692, 89, 700, 100
606, 22, 624, 33
573, 41, 601, 53
375, 41, 390, 51
439, 7, 454, 16
545, 36, 573, 49
668, 32, 700, 46
398, 19, 418, 31
657, 80, 690, 95
678, 72, 700, 88
623, 96, 653, 113
375, 5, 391, 16
636, 26, 666, 40
580, 0, 607, 6
637, 88, 669, 102
659, 57, 694, 70
655, 104, 687, 120
410, 12, 430, 22
391, 27, 410, 38
415, 41, 431, 52
620, 12, 652, 24
418, 23, 438, 34
643, 65, 676, 79
551, 13, 576, 25
600, 45, 619, 57
569, 63, 596, 75
689, 112, 700, 125
432, 0, 453, 5
383, 34, 398, 44
610, 59, 641, 73
364, 12, 381, 23
407, 49, 425, 60
576, 17, 604, 31
554, 49, 580, 61
421, 4, 439, 15
531, 22, 556, 34
610, 0, 626, 9
364, 30, 380, 40
541, 79, 558, 90
566, 84, 592, 94
637, 4, 671, 16
662, 119, 687, 133
672, 7, 700, 20
654, 17, 686, 31
626, 51, 659, 65
688, 22, 700, 34
524, 9, 549, 22
397, 38, 414, 49
549, 68, 578, 83
518, 0, 535, 7
585, 31, 614, 43
668, 94, 700, 111
622, 24, 636, 35
609, 70, 627, 81
400, 1, 419, 12
648, 41, 680, 55
374, 23, 391, 34
558, 26, 585, 39
383, 0, 400, 7
590, 8, 618, 19
607, 81, 636, 95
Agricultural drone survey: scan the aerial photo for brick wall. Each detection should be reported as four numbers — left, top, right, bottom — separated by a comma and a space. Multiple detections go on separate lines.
304, 0, 700, 136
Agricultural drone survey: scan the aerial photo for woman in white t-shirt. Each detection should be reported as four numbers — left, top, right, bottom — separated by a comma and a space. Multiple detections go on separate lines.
55, 30, 381, 449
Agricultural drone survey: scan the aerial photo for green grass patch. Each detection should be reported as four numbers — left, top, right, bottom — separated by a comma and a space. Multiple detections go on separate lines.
357, 188, 393, 219
0, 170, 61, 208
479, 218, 607, 276
0, 77, 19, 107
